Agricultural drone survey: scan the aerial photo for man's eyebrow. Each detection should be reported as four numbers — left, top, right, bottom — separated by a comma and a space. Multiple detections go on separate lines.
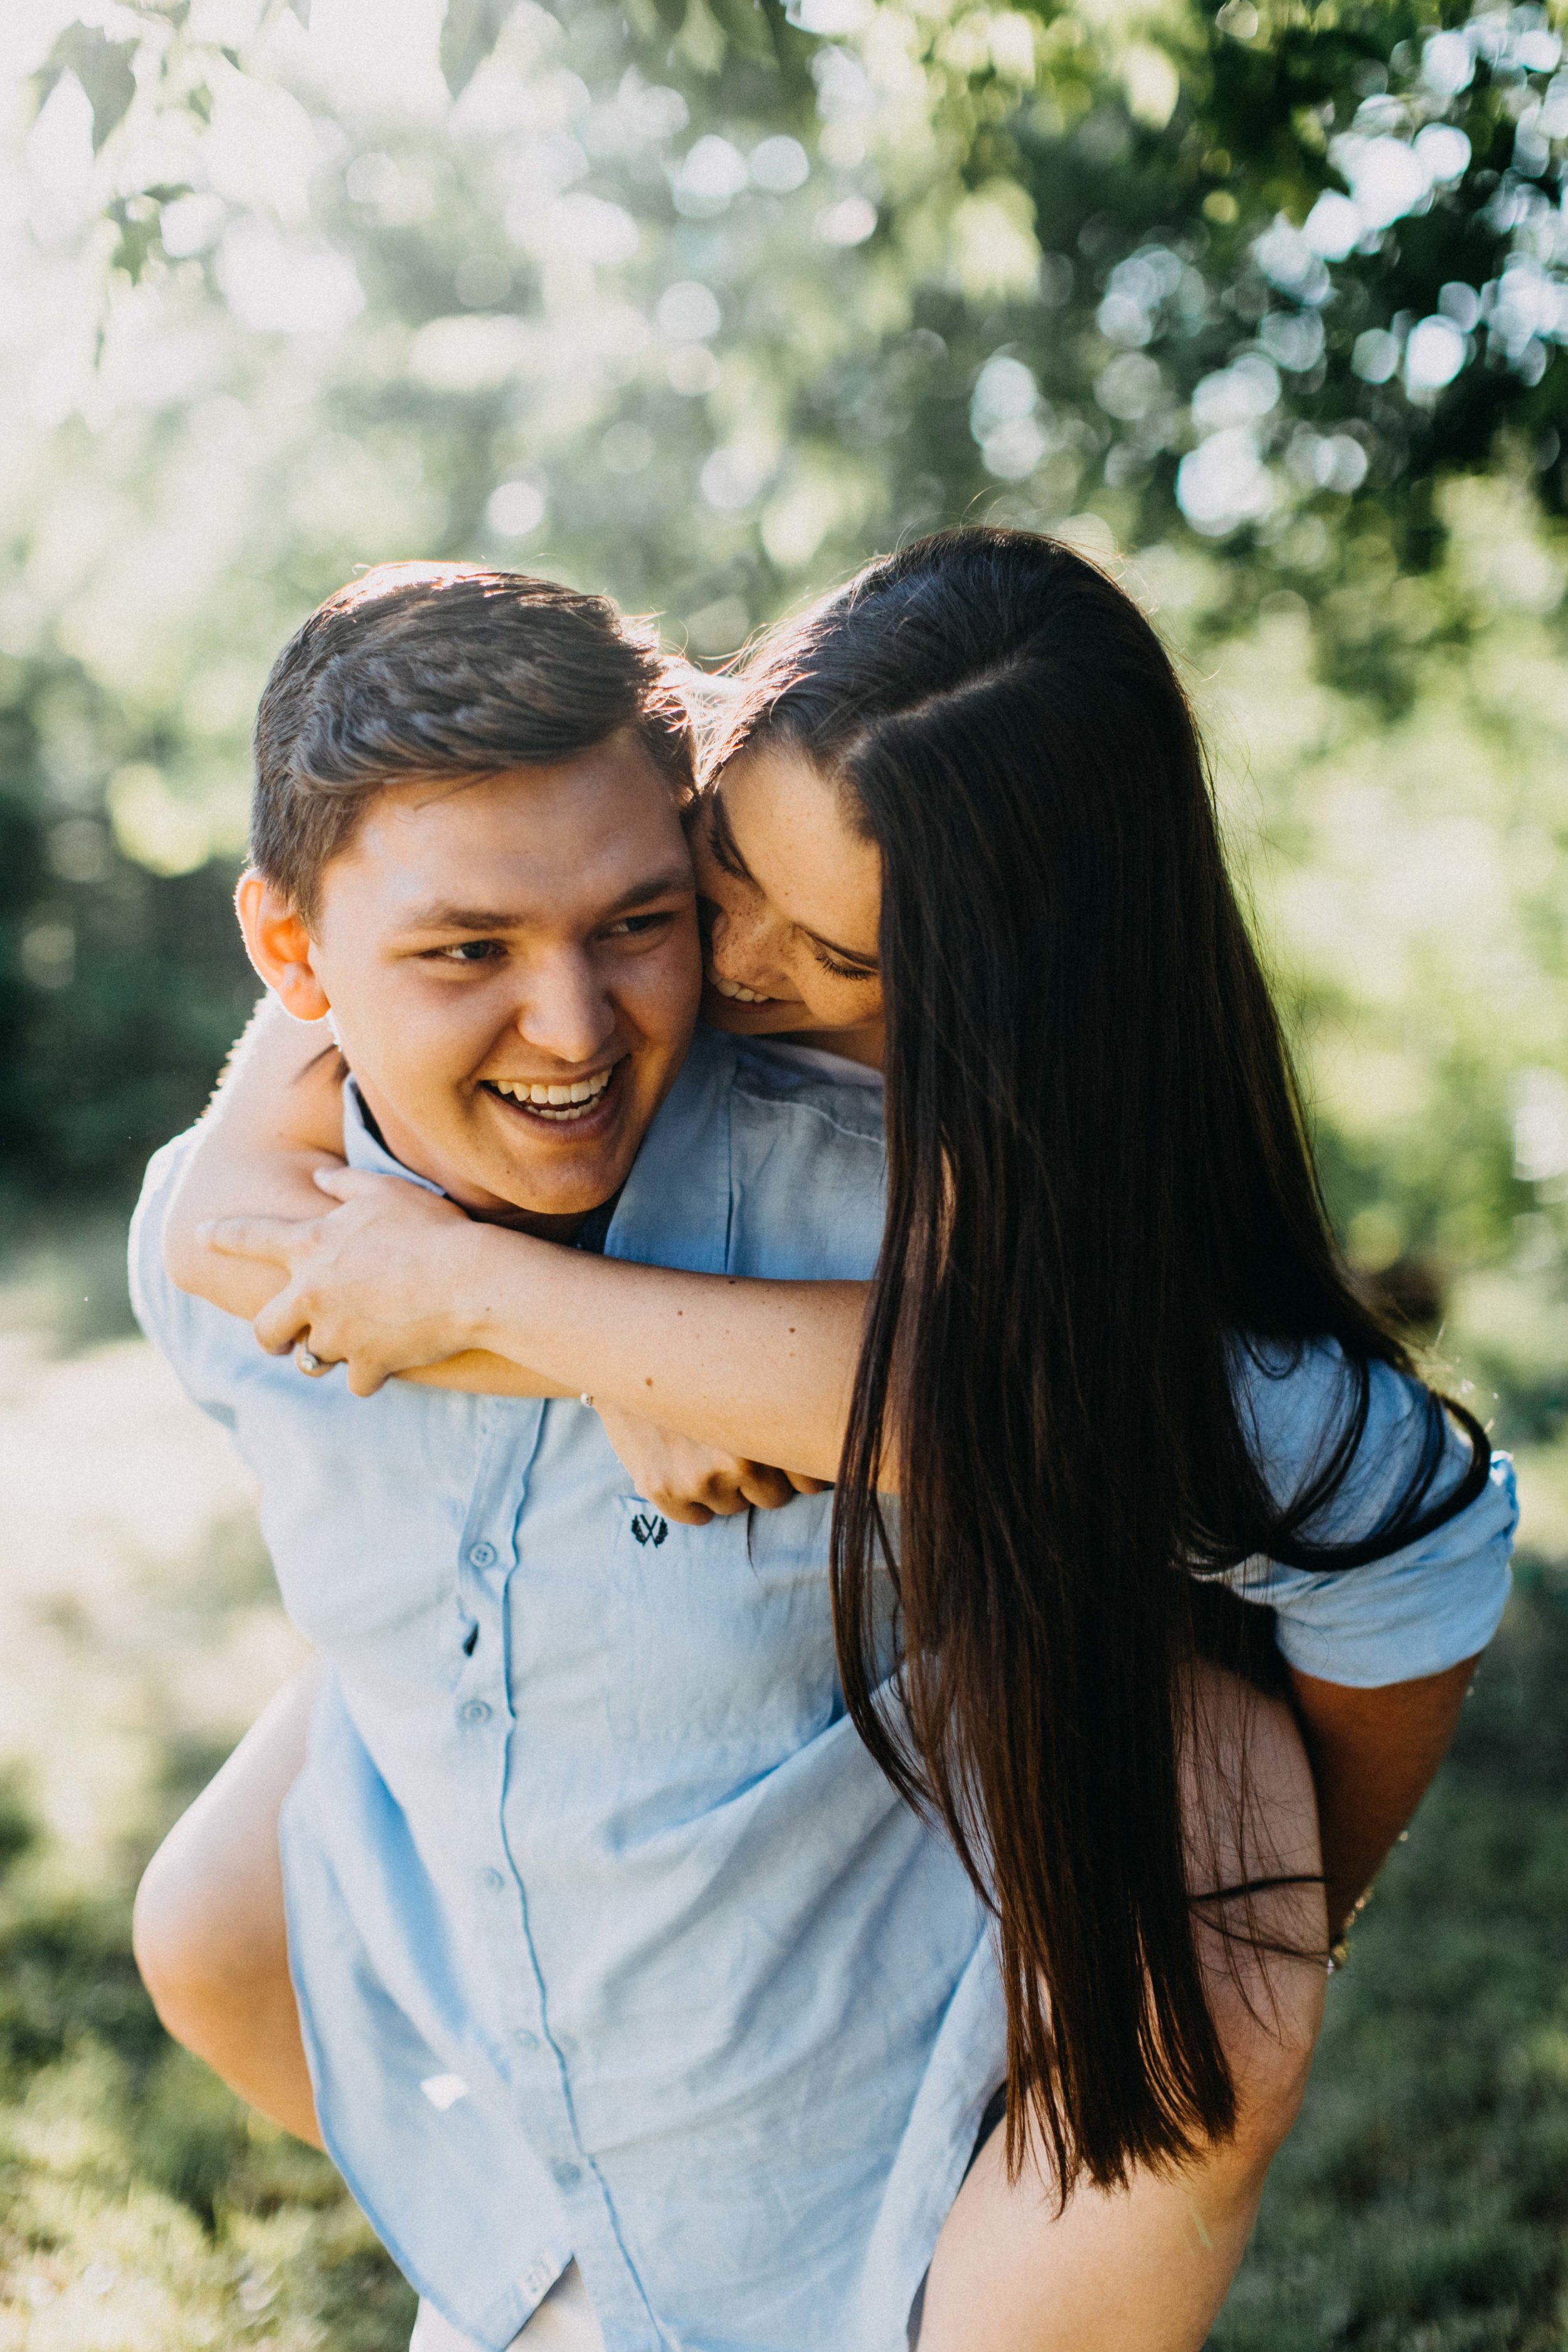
397, 868, 694, 933
603, 867, 697, 917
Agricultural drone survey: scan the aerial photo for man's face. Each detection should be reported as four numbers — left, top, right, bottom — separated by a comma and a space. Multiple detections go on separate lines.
299, 735, 700, 1228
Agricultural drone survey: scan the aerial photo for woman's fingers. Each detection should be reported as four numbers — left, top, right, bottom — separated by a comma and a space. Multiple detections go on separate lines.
738, 1464, 797, 1511
312, 1165, 409, 1204
649, 1493, 715, 1527
201, 1214, 319, 1265
253, 1284, 314, 1357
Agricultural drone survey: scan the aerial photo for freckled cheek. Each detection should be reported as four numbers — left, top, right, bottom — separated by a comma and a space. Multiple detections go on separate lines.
708, 895, 787, 980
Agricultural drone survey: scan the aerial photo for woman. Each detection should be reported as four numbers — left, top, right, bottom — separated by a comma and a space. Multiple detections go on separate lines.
138, 529, 1512, 2349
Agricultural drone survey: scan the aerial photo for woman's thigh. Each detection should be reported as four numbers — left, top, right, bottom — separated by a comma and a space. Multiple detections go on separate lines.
132, 1661, 321, 2141
135, 1660, 319, 1974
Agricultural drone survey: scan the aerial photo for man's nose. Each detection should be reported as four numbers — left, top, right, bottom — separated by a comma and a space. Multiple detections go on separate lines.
511, 955, 617, 1067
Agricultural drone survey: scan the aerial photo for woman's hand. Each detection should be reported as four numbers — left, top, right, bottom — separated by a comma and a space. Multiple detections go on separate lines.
202, 1167, 490, 1394
594, 1402, 828, 1527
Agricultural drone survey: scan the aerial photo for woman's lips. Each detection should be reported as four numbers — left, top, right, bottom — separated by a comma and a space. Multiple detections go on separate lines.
707, 972, 783, 1005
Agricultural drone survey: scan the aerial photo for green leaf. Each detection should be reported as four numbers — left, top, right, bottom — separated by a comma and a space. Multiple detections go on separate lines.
704, 0, 776, 65
289, 0, 313, 21
33, 25, 138, 152
439, 0, 512, 97
675, 0, 727, 75
107, 198, 158, 285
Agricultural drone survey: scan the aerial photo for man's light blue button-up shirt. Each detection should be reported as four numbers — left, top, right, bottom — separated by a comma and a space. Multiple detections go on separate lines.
130, 1024, 1515, 2352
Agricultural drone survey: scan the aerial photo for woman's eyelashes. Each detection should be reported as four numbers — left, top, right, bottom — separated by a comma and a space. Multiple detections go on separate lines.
807, 941, 877, 984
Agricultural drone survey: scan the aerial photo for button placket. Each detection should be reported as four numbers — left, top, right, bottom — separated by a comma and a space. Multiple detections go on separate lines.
456, 1399, 621, 2293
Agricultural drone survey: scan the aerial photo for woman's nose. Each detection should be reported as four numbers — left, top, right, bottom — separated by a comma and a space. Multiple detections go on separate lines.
704, 897, 766, 975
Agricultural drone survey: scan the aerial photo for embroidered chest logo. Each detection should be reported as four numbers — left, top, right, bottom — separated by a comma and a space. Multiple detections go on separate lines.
630, 1512, 669, 1548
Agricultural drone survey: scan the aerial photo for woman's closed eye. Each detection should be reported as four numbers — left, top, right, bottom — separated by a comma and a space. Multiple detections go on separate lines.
807, 940, 877, 983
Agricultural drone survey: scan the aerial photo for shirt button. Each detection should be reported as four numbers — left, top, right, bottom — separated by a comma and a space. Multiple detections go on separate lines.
461, 1700, 491, 1724
512, 2028, 539, 2050
480, 1867, 506, 1892
468, 1540, 497, 1569
553, 2160, 581, 2190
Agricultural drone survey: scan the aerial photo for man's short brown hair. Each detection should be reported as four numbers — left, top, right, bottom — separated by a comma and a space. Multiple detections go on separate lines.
251, 563, 694, 921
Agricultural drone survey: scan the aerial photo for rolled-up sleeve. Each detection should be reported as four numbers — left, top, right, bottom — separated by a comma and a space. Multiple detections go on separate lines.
1216, 1342, 1517, 1688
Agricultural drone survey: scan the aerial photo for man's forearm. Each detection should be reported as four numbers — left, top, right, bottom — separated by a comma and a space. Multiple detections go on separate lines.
1286, 1654, 1480, 1940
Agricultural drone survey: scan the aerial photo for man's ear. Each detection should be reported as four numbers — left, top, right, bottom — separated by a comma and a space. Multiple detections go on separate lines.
235, 871, 332, 1022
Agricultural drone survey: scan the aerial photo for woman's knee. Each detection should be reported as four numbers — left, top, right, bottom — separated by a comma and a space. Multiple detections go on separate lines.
131, 1668, 313, 2049
132, 1823, 280, 2048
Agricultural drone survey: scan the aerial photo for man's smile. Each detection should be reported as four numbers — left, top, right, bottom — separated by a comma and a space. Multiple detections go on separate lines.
479, 1059, 624, 1128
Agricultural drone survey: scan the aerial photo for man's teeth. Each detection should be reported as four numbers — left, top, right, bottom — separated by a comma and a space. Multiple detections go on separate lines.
490, 1068, 613, 1121
709, 974, 775, 1004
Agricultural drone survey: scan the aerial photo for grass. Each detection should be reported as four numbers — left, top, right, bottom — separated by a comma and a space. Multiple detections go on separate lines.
1217, 1577, 1568, 2351
3, 1242, 1567, 2349
0, 1261, 417, 2350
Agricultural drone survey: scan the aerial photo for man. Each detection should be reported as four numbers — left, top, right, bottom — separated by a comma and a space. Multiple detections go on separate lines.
130, 564, 1007, 2352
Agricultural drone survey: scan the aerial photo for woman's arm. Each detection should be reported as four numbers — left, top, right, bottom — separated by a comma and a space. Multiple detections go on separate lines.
213, 1169, 870, 1485
163, 1001, 566, 1397
1287, 1653, 1478, 1942
164, 998, 351, 1320
170, 1002, 865, 1477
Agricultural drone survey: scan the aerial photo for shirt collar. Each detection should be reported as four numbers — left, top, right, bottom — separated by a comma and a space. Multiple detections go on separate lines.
601, 1024, 734, 1275
342, 1079, 444, 1191
338, 1024, 737, 1274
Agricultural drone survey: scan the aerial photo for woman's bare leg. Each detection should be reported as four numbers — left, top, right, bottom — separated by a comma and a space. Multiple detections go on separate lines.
918, 1662, 1327, 2352
133, 1661, 322, 2146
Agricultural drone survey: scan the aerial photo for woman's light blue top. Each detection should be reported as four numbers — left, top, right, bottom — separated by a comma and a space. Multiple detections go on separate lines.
130, 1024, 1515, 2352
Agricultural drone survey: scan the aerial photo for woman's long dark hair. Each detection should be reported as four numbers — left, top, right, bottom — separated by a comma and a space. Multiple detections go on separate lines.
712, 528, 1488, 2198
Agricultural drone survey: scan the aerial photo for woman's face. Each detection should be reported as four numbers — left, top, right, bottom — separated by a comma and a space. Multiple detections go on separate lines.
693, 743, 886, 1066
